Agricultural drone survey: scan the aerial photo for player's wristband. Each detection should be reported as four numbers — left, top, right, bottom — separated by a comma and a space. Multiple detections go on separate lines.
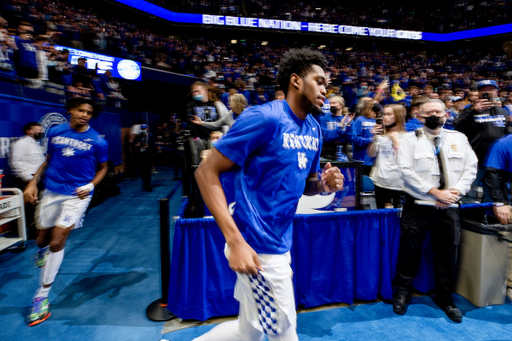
77, 183, 95, 193
494, 202, 504, 207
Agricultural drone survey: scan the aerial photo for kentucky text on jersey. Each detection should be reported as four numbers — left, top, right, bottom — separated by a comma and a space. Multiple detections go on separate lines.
51, 136, 93, 151
282, 133, 319, 151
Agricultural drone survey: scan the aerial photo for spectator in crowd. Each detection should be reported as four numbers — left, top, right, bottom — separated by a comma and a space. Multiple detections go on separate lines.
9, 122, 45, 237
405, 96, 428, 132
184, 81, 219, 166
368, 104, 406, 208
274, 89, 285, 101
235, 80, 251, 106
190, 93, 248, 133
455, 80, 509, 204
34, 35, 49, 83
208, 86, 229, 118
72, 57, 91, 88
352, 99, 380, 175
13, 23, 37, 80
0, 26, 17, 78
133, 124, 155, 191
200, 130, 223, 160
104, 70, 128, 101
393, 99, 478, 323
253, 86, 269, 105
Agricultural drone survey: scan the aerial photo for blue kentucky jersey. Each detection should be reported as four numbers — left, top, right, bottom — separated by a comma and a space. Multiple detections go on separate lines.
215, 100, 322, 254
46, 124, 109, 195
485, 134, 512, 173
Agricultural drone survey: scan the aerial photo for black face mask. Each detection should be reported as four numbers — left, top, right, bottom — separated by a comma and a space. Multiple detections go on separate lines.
372, 103, 382, 113
330, 107, 339, 114
34, 133, 44, 141
385, 122, 397, 129
424, 115, 443, 129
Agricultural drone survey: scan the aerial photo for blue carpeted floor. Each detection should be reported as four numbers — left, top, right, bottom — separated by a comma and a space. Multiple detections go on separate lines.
164, 294, 512, 340
0, 168, 182, 341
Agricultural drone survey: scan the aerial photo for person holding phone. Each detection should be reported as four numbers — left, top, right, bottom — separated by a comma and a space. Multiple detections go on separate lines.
454, 80, 508, 204
368, 104, 406, 208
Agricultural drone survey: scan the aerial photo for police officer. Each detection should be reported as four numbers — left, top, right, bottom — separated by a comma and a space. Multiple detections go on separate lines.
393, 99, 477, 323
454, 80, 508, 204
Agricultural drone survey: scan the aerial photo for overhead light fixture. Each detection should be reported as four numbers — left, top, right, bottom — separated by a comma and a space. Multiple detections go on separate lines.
319, 45, 326, 49
261, 41, 268, 46
231, 40, 237, 44
346, 47, 353, 51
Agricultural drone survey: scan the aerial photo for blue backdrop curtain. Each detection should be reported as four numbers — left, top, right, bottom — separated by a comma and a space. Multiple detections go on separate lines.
168, 204, 438, 321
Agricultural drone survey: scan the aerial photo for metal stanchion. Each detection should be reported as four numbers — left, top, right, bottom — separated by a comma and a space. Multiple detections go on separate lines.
146, 197, 177, 321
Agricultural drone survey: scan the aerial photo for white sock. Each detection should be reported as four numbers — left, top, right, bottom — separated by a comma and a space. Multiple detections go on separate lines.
41, 249, 64, 286
35, 285, 51, 298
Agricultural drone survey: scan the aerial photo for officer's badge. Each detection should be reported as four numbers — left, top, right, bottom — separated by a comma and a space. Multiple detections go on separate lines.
451, 144, 458, 152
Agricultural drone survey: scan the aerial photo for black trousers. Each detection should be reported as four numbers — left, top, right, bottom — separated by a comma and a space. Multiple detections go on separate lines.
135, 152, 153, 188
393, 194, 460, 302
374, 186, 403, 209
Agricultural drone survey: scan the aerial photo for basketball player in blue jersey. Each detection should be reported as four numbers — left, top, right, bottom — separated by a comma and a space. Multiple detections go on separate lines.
23, 97, 108, 326
194, 48, 345, 341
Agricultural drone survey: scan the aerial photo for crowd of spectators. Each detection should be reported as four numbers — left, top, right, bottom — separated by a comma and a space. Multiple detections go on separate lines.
153, 0, 512, 34
0, 0, 512, 109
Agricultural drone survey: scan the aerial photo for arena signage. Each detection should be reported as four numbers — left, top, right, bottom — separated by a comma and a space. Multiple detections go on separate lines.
113, 0, 512, 42
54, 45, 142, 81
202, 15, 423, 40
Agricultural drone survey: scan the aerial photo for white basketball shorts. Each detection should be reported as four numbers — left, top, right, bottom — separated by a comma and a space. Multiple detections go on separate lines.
36, 189, 92, 229
224, 244, 297, 338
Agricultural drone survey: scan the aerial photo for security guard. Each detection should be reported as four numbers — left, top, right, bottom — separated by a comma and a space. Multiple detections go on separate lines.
454, 80, 508, 204
393, 99, 478, 323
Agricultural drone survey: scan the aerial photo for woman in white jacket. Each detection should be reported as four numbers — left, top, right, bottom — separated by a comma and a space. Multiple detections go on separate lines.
368, 104, 407, 208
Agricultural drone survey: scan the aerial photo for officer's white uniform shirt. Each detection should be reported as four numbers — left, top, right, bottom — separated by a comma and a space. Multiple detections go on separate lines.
397, 128, 478, 201
9, 136, 46, 181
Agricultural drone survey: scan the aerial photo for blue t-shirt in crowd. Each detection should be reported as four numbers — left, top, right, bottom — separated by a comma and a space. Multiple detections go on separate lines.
405, 118, 423, 132
351, 116, 375, 165
215, 100, 322, 254
15, 37, 37, 69
46, 123, 109, 195
485, 134, 512, 172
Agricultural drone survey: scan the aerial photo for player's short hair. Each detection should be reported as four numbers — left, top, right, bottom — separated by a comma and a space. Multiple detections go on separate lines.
23, 122, 41, 134
277, 48, 328, 96
65, 97, 101, 118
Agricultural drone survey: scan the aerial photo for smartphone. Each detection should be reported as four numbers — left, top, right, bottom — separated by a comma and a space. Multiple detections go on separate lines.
482, 92, 490, 100
375, 118, 383, 135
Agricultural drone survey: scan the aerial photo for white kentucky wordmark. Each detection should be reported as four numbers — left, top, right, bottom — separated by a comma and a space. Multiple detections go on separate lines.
282, 133, 319, 151
298, 152, 308, 169
51, 136, 93, 151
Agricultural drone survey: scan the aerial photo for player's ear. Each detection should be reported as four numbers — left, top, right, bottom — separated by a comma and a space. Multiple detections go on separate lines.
290, 73, 301, 91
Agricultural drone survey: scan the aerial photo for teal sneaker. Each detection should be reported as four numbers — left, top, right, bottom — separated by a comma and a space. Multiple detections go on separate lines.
35, 247, 49, 268
27, 297, 51, 326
